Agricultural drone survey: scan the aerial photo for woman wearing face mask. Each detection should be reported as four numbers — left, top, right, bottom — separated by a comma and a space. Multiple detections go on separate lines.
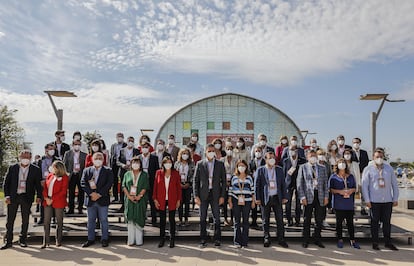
138, 135, 154, 154
276, 135, 289, 166
85, 139, 107, 167
233, 137, 251, 163
212, 138, 226, 160
175, 149, 194, 226
189, 132, 204, 157
228, 160, 255, 248
153, 157, 182, 248
326, 140, 341, 172
41, 161, 69, 248
221, 145, 236, 226
122, 157, 149, 246
329, 158, 359, 249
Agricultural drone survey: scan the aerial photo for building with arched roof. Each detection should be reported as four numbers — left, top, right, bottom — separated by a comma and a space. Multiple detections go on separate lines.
155, 93, 302, 153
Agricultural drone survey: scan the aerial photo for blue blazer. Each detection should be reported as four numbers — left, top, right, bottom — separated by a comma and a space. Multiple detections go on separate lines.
254, 165, 287, 206
81, 166, 114, 207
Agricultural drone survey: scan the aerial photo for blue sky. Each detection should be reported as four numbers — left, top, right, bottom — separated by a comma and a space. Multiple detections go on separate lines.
0, 0, 413, 161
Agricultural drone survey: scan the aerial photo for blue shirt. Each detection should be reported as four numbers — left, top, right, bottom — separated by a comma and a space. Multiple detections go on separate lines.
329, 174, 356, 210
228, 175, 254, 201
266, 167, 277, 196
361, 163, 399, 203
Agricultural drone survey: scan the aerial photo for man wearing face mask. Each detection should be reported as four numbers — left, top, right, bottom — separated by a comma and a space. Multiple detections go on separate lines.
283, 146, 306, 227
189, 132, 204, 158
280, 136, 305, 167
1, 150, 42, 250
63, 139, 87, 214
249, 146, 266, 228
351, 137, 369, 215
138, 142, 160, 225
81, 152, 114, 248
167, 134, 180, 162
193, 144, 227, 248
110, 133, 127, 203
72, 131, 89, 153
53, 130, 70, 160
297, 150, 329, 248
254, 151, 288, 248
337, 135, 352, 156
116, 136, 140, 212
308, 138, 319, 152
250, 133, 274, 159
362, 148, 399, 251
152, 139, 171, 168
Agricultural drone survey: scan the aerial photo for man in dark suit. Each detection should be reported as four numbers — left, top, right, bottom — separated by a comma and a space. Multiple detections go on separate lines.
337, 134, 352, 157
138, 142, 160, 225
351, 137, 370, 215
249, 145, 266, 227
63, 139, 87, 214
116, 136, 140, 211
1, 150, 42, 249
166, 134, 180, 162
81, 152, 114, 248
283, 147, 306, 227
280, 136, 305, 167
193, 143, 227, 247
255, 151, 289, 248
297, 149, 329, 248
109, 132, 126, 202
53, 130, 70, 160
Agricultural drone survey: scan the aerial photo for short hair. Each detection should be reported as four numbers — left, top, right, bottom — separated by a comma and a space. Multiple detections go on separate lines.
353, 137, 362, 143
265, 151, 275, 159
168, 134, 175, 139
73, 131, 81, 139
157, 139, 165, 145
52, 160, 67, 177
316, 148, 326, 155
127, 136, 135, 142
258, 133, 266, 140
206, 143, 215, 150
92, 152, 104, 160
337, 134, 345, 140
234, 159, 250, 176
55, 130, 65, 136
254, 146, 263, 152
19, 150, 32, 157
374, 147, 385, 155
116, 132, 124, 137
44, 142, 55, 149
72, 139, 81, 145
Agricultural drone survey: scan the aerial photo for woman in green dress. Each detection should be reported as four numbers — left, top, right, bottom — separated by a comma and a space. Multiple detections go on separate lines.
122, 156, 149, 246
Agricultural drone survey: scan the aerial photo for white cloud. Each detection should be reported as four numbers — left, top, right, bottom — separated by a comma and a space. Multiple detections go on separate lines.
0, 31, 5, 38
396, 82, 414, 101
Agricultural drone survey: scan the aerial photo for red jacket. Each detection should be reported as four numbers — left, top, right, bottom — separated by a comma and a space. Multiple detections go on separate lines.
42, 173, 69, 208
153, 169, 182, 211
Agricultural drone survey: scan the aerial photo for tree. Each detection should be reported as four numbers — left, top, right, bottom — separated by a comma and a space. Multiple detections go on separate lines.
0, 105, 25, 184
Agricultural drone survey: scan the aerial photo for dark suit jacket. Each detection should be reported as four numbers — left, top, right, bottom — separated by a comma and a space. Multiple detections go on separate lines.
63, 150, 87, 174
193, 159, 226, 201
110, 142, 127, 166
138, 154, 160, 190
254, 165, 287, 206
280, 146, 305, 166
81, 166, 114, 207
3, 163, 42, 203
249, 158, 266, 173
283, 156, 307, 190
117, 147, 140, 178
54, 142, 70, 160
352, 149, 369, 173
167, 145, 180, 162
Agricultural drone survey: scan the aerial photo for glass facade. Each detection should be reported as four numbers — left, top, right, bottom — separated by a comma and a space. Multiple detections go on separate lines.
156, 93, 302, 152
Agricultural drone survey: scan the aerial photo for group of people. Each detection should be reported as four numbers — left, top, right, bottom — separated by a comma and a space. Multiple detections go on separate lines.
1, 131, 399, 252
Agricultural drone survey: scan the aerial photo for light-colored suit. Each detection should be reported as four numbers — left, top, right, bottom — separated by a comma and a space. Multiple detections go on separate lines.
297, 163, 329, 206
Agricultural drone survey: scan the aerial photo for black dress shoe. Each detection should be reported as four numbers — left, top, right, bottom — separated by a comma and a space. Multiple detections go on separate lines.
287, 220, 293, 227
158, 239, 165, 248
361, 209, 368, 215
82, 240, 95, 248
314, 241, 325, 248
199, 240, 207, 248
78, 209, 83, 214
214, 240, 221, 247
279, 241, 289, 248
295, 221, 301, 227
1, 243, 12, 250
385, 243, 398, 251
66, 209, 74, 215
169, 238, 175, 248
102, 240, 109, 247
302, 243, 308, 248
264, 239, 271, 247
19, 241, 28, 248
37, 220, 44, 225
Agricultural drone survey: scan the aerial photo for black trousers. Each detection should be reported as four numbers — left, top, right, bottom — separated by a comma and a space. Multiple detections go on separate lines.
335, 209, 355, 240
286, 186, 301, 223
303, 190, 325, 243
370, 202, 393, 244
159, 202, 176, 238
5, 194, 31, 243
111, 164, 120, 201
68, 172, 84, 211
261, 195, 285, 241
178, 188, 191, 221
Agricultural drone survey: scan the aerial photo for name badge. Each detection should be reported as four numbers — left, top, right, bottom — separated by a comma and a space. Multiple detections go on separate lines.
378, 177, 385, 188
287, 166, 296, 176
74, 163, 80, 172
238, 195, 245, 206
226, 174, 232, 182
209, 177, 213, 188
130, 185, 137, 196
89, 180, 97, 190
269, 180, 276, 189
19, 180, 26, 190
313, 178, 318, 188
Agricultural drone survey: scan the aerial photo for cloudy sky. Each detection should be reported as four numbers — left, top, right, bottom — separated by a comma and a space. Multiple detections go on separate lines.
1, 0, 413, 161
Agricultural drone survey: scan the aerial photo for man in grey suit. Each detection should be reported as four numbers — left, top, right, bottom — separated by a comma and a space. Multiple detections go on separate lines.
63, 139, 87, 214
297, 149, 329, 248
193, 143, 227, 247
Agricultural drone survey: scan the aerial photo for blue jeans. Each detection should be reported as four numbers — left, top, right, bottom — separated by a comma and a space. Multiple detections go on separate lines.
87, 202, 109, 241
232, 197, 251, 246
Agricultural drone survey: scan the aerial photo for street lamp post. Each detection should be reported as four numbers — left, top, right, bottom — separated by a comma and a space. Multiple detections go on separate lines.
360, 93, 405, 156
300, 130, 317, 147
44, 91, 77, 130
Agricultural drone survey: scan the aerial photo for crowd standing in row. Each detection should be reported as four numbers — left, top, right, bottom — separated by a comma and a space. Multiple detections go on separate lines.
1, 131, 399, 252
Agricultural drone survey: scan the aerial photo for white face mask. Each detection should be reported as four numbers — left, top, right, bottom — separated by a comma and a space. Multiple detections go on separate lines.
157, 144, 164, 151
191, 136, 198, 142
48, 149, 55, 156
281, 139, 288, 145
344, 154, 352, 161
317, 155, 326, 162
164, 163, 172, 170
127, 142, 134, 148
225, 141, 232, 147
236, 142, 243, 148
214, 143, 221, 150
331, 145, 337, 151
93, 159, 103, 167
92, 146, 99, 152
290, 140, 297, 146
73, 145, 81, 151
338, 162, 346, 170
74, 135, 81, 141
238, 166, 246, 173
255, 152, 262, 158
20, 158, 30, 166
259, 140, 267, 147
117, 137, 124, 143
181, 154, 189, 161
311, 143, 317, 148
338, 140, 345, 146
353, 143, 360, 149
226, 150, 233, 156
168, 139, 174, 145
268, 158, 276, 166
309, 156, 317, 165
141, 147, 149, 154
131, 163, 140, 170
207, 151, 216, 160
48, 166, 54, 174
374, 157, 384, 165
60, 136, 65, 142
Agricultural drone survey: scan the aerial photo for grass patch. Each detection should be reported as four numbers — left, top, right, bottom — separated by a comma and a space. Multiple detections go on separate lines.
0, 190, 4, 199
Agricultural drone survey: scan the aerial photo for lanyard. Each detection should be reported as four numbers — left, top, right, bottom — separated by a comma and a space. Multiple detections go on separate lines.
133, 172, 140, 187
